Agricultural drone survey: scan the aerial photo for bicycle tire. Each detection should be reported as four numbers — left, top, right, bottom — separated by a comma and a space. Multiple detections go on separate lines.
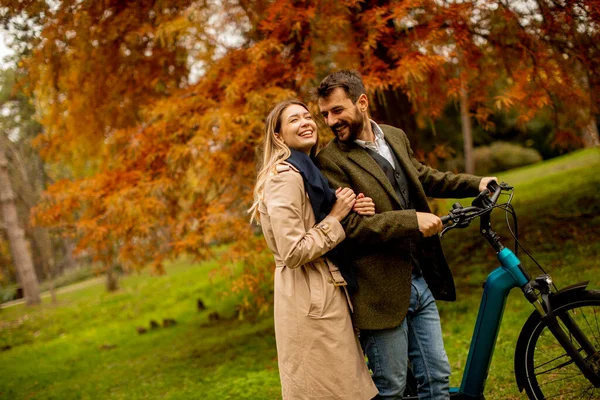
514, 290, 600, 399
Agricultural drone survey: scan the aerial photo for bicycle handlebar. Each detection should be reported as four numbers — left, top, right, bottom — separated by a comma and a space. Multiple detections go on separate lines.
439, 181, 513, 236
487, 180, 503, 204
440, 214, 452, 224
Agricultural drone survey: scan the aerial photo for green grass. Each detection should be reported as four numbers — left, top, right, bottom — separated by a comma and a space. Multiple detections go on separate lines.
0, 258, 280, 400
1, 148, 599, 399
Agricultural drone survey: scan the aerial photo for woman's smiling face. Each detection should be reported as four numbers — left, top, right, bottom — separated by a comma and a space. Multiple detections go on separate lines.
278, 104, 318, 154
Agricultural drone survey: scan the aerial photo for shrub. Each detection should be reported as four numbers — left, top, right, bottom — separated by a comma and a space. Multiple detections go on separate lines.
0, 285, 17, 303
475, 142, 543, 175
443, 141, 542, 175
39, 264, 97, 292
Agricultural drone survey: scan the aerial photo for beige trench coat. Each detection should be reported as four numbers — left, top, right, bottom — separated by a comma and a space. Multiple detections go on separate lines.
259, 162, 377, 400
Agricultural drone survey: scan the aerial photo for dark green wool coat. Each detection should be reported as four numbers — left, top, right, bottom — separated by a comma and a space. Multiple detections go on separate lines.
314, 124, 482, 330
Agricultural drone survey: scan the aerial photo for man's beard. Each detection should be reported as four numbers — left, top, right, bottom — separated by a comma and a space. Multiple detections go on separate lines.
332, 109, 364, 143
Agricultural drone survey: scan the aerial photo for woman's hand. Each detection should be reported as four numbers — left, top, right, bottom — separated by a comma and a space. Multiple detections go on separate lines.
353, 193, 375, 216
328, 187, 356, 222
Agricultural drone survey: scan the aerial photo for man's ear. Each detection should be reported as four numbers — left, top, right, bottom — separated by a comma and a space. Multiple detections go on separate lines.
357, 93, 369, 113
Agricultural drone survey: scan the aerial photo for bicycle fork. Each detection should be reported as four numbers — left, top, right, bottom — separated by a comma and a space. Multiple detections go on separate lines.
522, 276, 600, 388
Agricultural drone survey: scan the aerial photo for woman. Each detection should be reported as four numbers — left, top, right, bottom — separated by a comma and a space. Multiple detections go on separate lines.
249, 100, 378, 400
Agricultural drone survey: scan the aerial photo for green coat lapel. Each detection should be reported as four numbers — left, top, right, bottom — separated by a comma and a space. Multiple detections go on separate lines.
339, 139, 403, 208
381, 125, 427, 202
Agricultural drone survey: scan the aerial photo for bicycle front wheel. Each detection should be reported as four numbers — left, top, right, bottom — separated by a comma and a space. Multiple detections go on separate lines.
515, 290, 600, 399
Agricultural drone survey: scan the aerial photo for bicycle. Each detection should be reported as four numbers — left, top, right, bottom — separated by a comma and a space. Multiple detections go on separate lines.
403, 180, 600, 399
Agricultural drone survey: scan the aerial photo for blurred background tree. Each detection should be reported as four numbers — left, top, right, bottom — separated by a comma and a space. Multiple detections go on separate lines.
0, 98, 41, 305
0, 0, 597, 311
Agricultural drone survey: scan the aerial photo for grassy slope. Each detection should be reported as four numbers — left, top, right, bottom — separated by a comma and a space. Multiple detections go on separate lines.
0, 148, 598, 399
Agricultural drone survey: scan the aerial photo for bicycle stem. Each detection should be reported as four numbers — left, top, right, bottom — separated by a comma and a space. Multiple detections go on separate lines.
479, 213, 503, 253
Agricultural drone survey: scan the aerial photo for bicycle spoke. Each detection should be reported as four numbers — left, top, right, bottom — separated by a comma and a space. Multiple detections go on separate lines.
582, 307, 600, 346
538, 373, 596, 397
594, 306, 600, 343
541, 385, 595, 399
535, 355, 575, 374
584, 384, 596, 400
577, 309, 600, 346
537, 368, 596, 385
577, 311, 600, 361
534, 350, 571, 369
533, 341, 587, 372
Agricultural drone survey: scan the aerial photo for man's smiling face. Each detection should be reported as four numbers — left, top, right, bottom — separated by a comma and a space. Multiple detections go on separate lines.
318, 87, 364, 143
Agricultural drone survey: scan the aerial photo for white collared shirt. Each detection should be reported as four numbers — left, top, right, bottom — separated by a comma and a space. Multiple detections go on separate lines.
354, 120, 395, 170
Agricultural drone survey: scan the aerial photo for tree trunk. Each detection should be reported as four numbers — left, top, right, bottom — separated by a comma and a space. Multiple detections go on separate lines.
578, 70, 600, 148
0, 135, 41, 305
460, 86, 475, 174
105, 262, 119, 292
582, 115, 600, 148
370, 89, 418, 145
62, 237, 78, 272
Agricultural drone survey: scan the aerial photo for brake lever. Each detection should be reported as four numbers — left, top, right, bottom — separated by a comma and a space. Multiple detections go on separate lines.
472, 189, 492, 208
440, 216, 471, 237
440, 223, 456, 237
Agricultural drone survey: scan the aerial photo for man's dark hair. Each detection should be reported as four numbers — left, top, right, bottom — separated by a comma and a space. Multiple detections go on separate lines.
316, 70, 366, 103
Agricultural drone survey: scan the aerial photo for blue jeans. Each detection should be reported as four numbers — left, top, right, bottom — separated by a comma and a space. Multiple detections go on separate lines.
359, 272, 451, 399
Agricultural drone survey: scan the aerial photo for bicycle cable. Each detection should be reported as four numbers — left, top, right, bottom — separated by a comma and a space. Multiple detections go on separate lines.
444, 189, 558, 292
497, 193, 559, 292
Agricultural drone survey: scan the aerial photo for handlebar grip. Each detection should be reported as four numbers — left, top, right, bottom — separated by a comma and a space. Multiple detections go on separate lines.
440, 215, 451, 224
488, 180, 502, 204
486, 180, 500, 192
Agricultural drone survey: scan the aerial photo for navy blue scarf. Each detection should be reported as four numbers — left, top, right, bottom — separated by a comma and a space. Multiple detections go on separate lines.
286, 148, 336, 223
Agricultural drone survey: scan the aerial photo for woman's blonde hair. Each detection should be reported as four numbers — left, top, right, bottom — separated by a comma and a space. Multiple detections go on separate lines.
248, 99, 317, 224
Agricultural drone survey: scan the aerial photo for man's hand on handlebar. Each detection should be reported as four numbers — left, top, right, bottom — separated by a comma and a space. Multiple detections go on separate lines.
417, 212, 443, 237
479, 177, 498, 192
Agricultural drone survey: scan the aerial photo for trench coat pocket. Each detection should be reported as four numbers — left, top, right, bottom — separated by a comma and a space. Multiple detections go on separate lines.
301, 264, 326, 318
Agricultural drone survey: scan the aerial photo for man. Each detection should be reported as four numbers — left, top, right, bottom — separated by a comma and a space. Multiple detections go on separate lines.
314, 70, 496, 399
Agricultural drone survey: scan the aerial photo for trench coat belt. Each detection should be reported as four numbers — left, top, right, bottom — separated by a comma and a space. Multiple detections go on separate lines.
276, 257, 348, 286
322, 257, 354, 313
275, 258, 354, 312
317, 257, 346, 287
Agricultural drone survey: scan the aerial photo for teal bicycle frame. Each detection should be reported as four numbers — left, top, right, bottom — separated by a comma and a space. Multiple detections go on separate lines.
453, 247, 529, 398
